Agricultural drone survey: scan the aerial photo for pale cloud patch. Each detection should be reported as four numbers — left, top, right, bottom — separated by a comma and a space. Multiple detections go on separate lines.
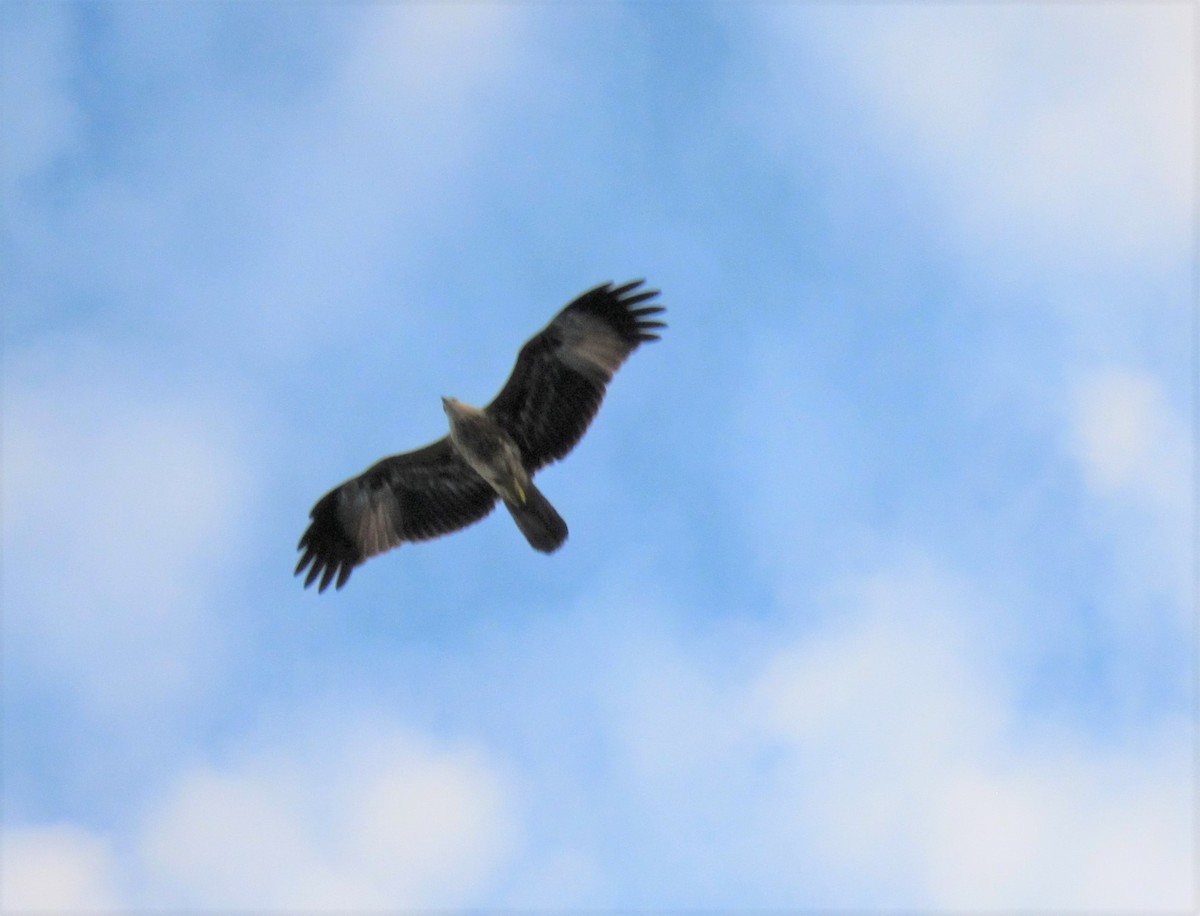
751, 3, 1193, 267
922, 742, 1193, 909
746, 559, 1009, 896
1068, 365, 1190, 614
138, 723, 516, 908
0, 825, 124, 912
2, 340, 253, 715
841, 4, 1191, 264
1071, 366, 1188, 510
744, 558, 1193, 909
343, 2, 525, 120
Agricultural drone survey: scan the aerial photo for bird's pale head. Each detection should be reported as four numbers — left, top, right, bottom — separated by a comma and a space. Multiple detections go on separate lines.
441, 396, 480, 421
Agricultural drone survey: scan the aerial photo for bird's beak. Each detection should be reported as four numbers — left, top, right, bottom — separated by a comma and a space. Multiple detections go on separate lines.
441, 396, 455, 416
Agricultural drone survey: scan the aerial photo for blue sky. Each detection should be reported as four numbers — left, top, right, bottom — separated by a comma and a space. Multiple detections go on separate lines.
2, 1, 1194, 909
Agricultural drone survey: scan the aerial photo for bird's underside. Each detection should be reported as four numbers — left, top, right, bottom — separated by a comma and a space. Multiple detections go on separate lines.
295, 279, 665, 592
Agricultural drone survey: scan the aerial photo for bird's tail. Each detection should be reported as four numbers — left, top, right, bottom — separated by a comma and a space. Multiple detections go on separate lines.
505, 483, 568, 553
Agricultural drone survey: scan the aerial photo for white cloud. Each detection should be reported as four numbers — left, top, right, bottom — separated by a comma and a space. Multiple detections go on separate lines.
744, 558, 1194, 908
919, 748, 1192, 908
1067, 365, 1190, 615
4, 719, 516, 910
854, 4, 1191, 265
138, 722, 515, 908
2, 340, 253, 715
1071, 366, 1188, 508
0, 825, 124, 912
343, 2, 525, 119
752, 3, 1193, 267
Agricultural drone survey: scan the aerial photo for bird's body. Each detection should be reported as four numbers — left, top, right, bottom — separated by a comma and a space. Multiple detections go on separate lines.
441, 397, 527, 504
442, 395, 568, 553
295, 280, 665, 591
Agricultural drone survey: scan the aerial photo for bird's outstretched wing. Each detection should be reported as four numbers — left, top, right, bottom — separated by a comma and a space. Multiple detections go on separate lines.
486, 280, 665, 471
295, 438, 497, 592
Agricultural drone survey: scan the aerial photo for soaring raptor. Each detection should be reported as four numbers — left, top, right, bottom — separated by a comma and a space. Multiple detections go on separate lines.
295, 280, 665, 591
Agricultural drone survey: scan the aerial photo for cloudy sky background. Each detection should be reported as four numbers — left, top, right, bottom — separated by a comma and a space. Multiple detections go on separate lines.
2, 1, 1194, 909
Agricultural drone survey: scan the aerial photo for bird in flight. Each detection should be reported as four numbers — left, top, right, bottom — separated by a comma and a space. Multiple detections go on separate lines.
295, 280, 666, 591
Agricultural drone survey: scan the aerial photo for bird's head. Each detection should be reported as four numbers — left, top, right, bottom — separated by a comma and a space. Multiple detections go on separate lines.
441, 396, 476, 420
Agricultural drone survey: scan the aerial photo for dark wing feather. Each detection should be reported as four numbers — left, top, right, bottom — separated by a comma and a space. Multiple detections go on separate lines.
486, 280, 665, 471
295, 438, 497, 592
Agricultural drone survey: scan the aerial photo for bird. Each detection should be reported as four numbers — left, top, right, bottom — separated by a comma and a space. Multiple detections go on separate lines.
295, 280, 665, 592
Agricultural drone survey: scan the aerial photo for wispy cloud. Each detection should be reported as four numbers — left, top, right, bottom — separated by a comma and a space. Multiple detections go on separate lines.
136, 719, 514, 908
3, 339, 254, 716
1067, 365, 1191, 625
3, 717, 515, 910
745, 557, 1192, 908
0, 825, 123, 913
787, 3, 1193, 268
1071, 366, 1189, 514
